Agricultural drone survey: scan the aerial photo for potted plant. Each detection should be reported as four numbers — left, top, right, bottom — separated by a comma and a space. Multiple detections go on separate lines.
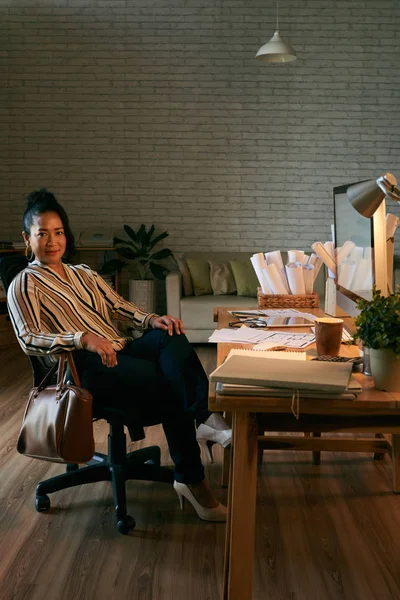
354, 287, 400, 391
101, 224, 173, 313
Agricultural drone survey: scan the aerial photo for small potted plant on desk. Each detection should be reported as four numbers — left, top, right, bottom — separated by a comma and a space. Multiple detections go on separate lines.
100, 224, 173, 313
354, 287, 400, 391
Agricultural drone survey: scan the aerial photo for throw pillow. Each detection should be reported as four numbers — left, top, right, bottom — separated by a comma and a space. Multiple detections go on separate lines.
208, 261, 237, 295
230, 260, 259, 297
186, 258, 212, 296
175, 257, 193, 297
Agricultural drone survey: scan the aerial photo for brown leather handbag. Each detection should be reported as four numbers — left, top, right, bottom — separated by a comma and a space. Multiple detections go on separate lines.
17, 353, 95, 464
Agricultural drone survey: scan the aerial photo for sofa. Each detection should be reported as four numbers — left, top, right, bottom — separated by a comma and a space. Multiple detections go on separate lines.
166, 251, 325, 343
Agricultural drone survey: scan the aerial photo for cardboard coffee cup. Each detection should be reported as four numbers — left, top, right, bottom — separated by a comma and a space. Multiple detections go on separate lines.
314, 317, 344, 357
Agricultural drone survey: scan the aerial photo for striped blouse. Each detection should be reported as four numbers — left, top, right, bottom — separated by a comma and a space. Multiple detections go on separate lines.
7, 260, 157, 359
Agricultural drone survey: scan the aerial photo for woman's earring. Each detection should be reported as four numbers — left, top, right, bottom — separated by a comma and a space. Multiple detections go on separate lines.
25, 245, 34, 261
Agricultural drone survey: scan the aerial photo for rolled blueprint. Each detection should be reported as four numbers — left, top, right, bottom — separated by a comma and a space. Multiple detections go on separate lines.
285, 262, 306, 295
348, 246, 363, 265
302, 264, 315, 294
324, 241, 336, 278
386, 213, 400, 240
308, 253, 323, 281
350, 258, 373, 292
264, 250, 289, 293
311, 242, 336, 277
287, 250, 307, 265
336, 241, 355, 266
337, 261, 356, 289
251, 254, 272, 294
262, 264, 290, 295
363, 247, 372, 261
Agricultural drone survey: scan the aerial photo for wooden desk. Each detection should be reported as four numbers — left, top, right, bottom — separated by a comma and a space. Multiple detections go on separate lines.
210, 308, 400, 600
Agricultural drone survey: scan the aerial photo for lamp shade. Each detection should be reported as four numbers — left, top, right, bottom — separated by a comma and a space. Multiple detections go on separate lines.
347, 173, 400, 218
255, 30, 297, 64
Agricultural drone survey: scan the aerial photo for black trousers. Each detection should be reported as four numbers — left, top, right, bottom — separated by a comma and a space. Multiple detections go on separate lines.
73, 330, 211, 484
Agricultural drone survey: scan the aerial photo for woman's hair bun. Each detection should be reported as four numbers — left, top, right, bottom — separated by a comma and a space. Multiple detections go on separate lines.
26, 188, 58, 210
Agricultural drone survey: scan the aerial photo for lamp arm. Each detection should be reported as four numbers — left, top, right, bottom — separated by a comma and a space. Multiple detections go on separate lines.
377, 173, 400, 203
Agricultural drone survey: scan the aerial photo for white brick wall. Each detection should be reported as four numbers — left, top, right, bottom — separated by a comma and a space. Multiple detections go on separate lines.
1, 0, 400, 254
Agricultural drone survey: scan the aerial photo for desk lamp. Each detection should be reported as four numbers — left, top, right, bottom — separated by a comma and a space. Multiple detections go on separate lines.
347, 173, 400, 296
347, 173, 400, 218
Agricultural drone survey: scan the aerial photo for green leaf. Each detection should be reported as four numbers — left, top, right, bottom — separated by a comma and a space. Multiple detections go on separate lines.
149, 231, 169, 250
99, 258, 126, 274
150, 262, 168, 279
151, 248, 173, 260
136, 224, 147, 246
113, 236, 130, 246
123, 225, 138, 243
115, 246, 138, 260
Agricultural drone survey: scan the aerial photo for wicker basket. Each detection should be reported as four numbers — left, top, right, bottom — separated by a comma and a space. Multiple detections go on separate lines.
257, 288, 320, 309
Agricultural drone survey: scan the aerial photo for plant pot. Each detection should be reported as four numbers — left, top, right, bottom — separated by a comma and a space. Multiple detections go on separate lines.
369, 348, 400, 392
129, 279, 156, 313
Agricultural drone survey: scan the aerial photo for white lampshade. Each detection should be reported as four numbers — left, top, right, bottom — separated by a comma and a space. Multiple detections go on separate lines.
255, 30, 297, 64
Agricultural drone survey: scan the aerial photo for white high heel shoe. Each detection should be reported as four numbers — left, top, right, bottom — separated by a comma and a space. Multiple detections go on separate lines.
173, 481, 227, 522
196, 423, 232, 463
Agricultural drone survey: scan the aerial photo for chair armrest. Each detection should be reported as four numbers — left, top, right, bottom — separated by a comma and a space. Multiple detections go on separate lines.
166, 271, 182, 319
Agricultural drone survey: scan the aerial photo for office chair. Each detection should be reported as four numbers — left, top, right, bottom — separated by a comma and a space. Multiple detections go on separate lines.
0, 255, 174, 534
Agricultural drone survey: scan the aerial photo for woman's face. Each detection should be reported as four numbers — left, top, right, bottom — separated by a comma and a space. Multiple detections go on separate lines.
23, 211, 67, 268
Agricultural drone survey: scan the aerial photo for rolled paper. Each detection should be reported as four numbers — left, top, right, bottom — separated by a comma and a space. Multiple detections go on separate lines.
251, 254, 272, 294
324, 241, 336, 278
363, 247, 372, 261
336, 240, 355, 266
337, 261, 356, 289
264, 250, 289, 293
302, 264, 315, 294
287, 250, 307, 265
386, 213, 400, 240
262, 264, 290, 295
308, 253, 323, 281
348, 246, 363, 265
311, 242, 336, 277
350, 258, 373, 292
285, 262, 306, 295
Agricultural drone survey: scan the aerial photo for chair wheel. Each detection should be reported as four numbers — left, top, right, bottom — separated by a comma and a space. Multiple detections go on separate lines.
35, 495, 51, 512
66, 463, 79, 472
117, 516, 136, 534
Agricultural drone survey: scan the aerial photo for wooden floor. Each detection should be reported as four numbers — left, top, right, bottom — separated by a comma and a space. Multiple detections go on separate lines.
1, 343, 400, 600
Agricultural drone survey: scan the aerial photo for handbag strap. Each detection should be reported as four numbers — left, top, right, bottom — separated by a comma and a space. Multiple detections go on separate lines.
66, 353, 81, 387
35, 360, 60, 393
33, 353, 82, 400
56, 353, 82, 388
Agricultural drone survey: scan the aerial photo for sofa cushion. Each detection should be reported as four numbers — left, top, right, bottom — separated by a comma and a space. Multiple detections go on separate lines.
186, 258, 212, 296
175, 257, 193, 296
230, 260, 259, 297
181, 294, 258, 331
208, 261, 236, 295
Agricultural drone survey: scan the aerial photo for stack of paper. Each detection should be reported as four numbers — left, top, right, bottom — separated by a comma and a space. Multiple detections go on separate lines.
210, 354, 353, 393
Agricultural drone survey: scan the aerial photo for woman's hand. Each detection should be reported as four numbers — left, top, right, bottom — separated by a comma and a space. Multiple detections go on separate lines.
82, 333, 118, 368
150, 315, 185, 336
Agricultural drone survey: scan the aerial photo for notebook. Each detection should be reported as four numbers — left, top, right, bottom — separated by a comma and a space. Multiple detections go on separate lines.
227, 349, 306, 361
210, 355, 353, 393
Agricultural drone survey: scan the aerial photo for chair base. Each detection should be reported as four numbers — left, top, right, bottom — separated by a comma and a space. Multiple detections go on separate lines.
35, 423, 174, 534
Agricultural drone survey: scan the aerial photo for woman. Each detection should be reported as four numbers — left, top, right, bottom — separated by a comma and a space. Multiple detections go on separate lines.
8, 189, 231, 522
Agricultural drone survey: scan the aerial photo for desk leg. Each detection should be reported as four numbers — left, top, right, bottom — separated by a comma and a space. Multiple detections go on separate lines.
223, 412, 258, 600
222, 447, 231, 488
392, 434, 400, 493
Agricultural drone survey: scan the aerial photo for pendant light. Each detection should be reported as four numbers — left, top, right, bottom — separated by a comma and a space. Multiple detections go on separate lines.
255, 0, 297, 64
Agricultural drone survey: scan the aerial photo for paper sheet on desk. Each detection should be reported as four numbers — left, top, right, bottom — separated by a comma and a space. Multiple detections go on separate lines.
208, 327, 315, 348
